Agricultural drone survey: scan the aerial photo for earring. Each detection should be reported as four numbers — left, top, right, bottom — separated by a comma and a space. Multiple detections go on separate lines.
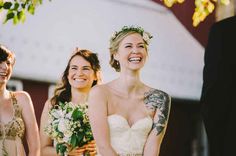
116, 60, 120, 66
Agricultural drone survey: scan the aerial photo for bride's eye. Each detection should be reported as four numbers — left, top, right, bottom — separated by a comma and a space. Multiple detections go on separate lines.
125, 45, 132, 48
139, 45, 144, 48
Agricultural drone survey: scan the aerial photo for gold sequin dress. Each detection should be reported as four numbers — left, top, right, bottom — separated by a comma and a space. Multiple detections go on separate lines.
0, 92, 26, 156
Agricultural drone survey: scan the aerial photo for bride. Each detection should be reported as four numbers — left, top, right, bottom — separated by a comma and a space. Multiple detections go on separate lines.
88, 26, 171, 156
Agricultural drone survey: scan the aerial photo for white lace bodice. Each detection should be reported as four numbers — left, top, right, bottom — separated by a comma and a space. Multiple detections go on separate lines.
107, 114, 153, 155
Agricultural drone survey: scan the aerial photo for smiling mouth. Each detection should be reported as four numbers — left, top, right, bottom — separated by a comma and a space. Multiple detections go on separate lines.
74, 78, 86, 82
0, 72, 7, 77
128, 57, 142, 63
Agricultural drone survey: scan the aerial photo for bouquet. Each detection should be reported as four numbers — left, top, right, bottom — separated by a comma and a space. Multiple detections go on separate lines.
44, 101, 94, 156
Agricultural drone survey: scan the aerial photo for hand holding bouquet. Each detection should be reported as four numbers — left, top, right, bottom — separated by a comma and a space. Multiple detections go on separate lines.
44, 101, 94, 156
68, 140, 96, 156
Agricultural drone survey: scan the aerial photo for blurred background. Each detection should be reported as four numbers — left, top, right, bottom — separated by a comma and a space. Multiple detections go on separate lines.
1, 0, 235, 155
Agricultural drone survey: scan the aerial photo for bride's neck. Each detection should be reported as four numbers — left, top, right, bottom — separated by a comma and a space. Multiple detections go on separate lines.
114, 76, 143, 98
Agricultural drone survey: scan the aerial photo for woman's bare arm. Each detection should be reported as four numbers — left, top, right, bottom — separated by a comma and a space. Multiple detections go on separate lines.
143, 90, 171, 156
18, 91, 40, 156
40, 100, 59, 156
88, 85, 118, 156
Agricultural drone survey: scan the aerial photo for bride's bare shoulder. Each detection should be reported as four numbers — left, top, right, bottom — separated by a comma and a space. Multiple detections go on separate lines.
89, 83, 113, 99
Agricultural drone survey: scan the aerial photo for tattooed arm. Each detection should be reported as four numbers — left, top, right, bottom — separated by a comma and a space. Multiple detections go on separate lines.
143, 89, 171, 156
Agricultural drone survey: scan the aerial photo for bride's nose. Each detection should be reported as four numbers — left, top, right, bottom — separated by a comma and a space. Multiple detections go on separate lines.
131, 48, 138, 54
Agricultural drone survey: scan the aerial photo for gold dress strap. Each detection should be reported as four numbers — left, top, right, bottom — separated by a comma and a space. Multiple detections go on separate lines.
10, 92, 25, 156
1, 92, 25, 156
10, 92, 17, 105
1, 91, 16, 156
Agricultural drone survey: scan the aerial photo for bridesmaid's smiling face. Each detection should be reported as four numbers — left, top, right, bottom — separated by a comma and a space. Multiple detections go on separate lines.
67, 55, 97, 91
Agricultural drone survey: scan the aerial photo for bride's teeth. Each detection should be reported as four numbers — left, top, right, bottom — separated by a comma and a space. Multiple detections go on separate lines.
129, 57, 141, 62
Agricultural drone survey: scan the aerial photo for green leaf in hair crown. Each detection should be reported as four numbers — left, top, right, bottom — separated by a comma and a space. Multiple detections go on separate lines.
111, 26, 153, 44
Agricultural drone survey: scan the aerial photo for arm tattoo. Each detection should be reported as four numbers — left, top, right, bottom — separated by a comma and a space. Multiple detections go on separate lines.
144, 89, 171, 135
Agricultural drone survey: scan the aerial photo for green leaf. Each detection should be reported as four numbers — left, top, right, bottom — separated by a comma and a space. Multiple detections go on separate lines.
56, 143, 67, 156
28, 4, 35, 15
32, 0, 39, 5
72, 108, 83, 120
60, 144, 67, 156
67, 107, 73, 112
13, 14, 19, 25
21, 3, 26, 9
17, 10, 26, 23
0, 0, 4, 7
3, 11, 14, 24
13, 2, 19, 10
77, 133, 84, 147
70, 134, 78, 148
3, 2, 12, 9
56, 144, 60, 154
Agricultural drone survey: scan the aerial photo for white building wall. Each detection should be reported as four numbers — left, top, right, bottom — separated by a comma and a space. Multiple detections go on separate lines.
0, 0, 204, 100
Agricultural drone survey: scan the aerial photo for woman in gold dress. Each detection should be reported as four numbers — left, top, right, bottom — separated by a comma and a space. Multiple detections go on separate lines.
0, 44, 40, 156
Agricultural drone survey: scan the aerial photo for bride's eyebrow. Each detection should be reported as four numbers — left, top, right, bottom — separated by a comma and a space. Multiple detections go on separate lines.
137, 43, 145, 45
124, 42, 144, 45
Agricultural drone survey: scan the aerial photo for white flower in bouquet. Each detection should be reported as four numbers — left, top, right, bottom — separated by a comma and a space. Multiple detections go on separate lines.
51, 109, 64, 118
44, 101, 94, 156
58, 118, 70, 132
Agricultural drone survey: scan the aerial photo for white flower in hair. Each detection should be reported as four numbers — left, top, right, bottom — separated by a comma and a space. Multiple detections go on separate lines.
110, 26, 153, 44
142, 32, 151, 44
111, 31, 118, 41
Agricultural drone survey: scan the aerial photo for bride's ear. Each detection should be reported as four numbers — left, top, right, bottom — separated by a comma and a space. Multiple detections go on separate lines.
113, 53, 119, 61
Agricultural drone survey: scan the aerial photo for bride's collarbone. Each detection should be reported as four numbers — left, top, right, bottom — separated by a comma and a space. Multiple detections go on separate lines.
109, 92, 144, 101
109, 99, 144, 109
107, 86, 146, 99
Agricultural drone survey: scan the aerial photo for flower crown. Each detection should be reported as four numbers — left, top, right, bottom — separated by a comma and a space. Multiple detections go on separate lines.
110, 26, 153, 44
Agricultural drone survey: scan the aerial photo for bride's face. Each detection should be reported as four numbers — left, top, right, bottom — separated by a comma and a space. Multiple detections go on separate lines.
115, 33, 147, 72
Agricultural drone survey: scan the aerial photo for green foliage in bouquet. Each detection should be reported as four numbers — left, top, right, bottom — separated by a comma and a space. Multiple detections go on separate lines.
45, 101, 94, 156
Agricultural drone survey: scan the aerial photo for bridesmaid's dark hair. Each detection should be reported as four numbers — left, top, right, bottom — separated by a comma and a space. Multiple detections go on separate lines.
50, 48, 101, 107
0, 44, 15, 65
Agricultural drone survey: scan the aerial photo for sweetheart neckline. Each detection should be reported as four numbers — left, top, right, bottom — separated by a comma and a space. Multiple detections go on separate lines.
108, 114, 152, 128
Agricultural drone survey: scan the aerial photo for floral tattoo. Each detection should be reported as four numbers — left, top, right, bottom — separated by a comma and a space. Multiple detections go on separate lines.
144, 89, 170, 135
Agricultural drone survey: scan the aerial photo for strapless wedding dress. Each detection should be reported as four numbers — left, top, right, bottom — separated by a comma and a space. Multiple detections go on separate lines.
106, 114, 153, 156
